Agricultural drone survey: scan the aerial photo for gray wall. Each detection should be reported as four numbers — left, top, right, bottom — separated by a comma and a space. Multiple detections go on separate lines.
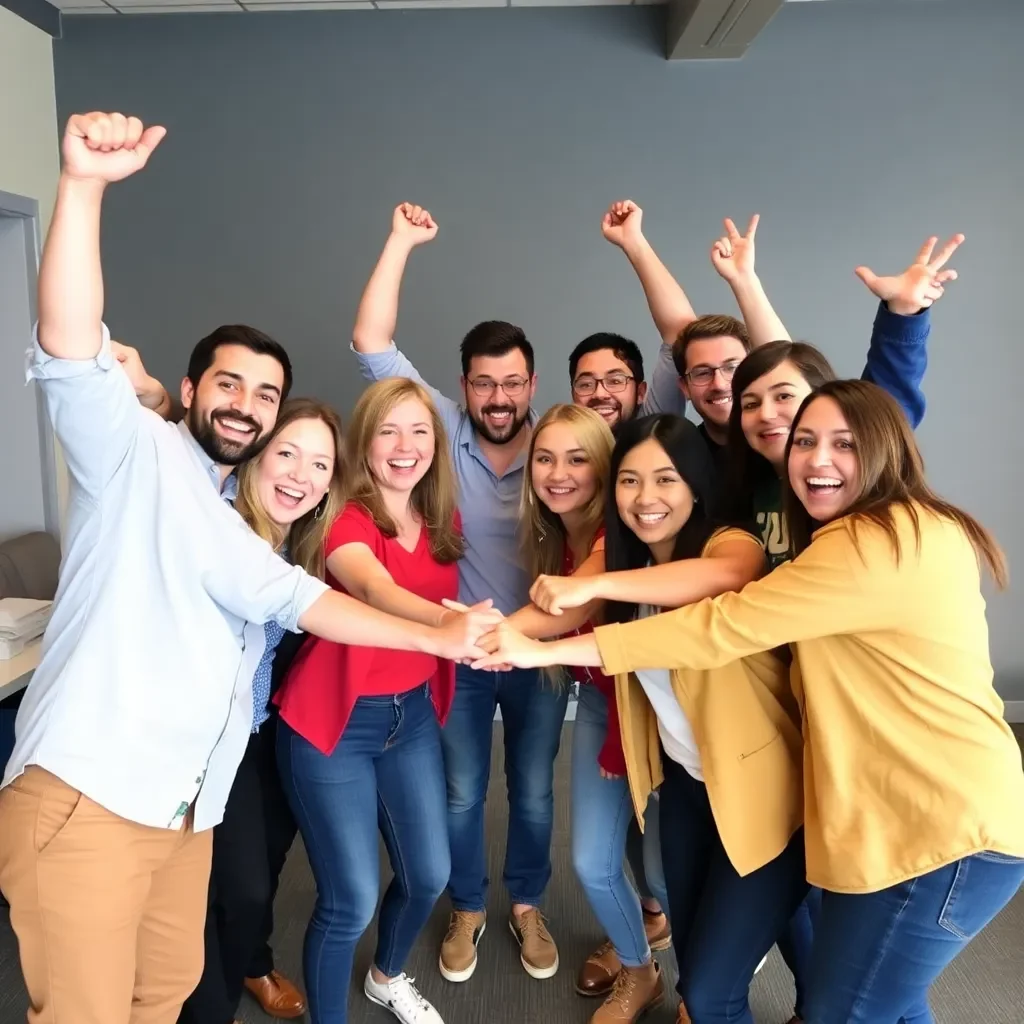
53, 0, 1024, 696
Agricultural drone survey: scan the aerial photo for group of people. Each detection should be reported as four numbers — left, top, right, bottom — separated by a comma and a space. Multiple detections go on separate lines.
0, 109, 1021, 1024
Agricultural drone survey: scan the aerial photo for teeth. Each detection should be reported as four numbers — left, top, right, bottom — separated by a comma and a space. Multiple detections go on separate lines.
220, 419, 254, 432
708, 397, 730, 406
388, 459, 417, 468
807, 477, 842, 488
488, 412, 511, 420
636, 512, 668, 523
277, 487, 303, 499
547, 487, 574, 495
761, 429, 788, 438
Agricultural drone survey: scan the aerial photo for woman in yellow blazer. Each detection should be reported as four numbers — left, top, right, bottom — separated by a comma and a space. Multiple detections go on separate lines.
486, 413, 809, 1024
478, 381, 1024, 1024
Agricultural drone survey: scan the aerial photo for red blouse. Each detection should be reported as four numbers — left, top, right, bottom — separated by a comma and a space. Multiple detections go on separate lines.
275, 502, 459, 756
561, 531, 626, 776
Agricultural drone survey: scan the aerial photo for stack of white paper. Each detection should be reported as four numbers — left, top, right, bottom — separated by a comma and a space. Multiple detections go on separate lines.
0, 598, 52, 660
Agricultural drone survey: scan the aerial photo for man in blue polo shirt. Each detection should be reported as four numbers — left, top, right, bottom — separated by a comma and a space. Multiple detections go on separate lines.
351, 202, 564, 984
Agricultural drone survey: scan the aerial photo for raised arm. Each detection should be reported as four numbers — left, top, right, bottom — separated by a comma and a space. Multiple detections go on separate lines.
528, 530, 764, 616
38, 114, 165, 360
603, 200, 696, 347
113, 342, 173, 420
855, 233, 963, 429
352, 203, 438, 354
710, 215, 791, 347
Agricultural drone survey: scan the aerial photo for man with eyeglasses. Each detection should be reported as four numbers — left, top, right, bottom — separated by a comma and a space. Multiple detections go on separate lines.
351, 203, 567, 990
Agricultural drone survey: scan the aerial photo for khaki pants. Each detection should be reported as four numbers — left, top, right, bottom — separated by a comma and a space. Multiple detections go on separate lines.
0, 767, 214, 1024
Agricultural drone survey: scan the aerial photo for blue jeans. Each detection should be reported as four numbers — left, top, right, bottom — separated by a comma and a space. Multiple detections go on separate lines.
571, 682, 667, 966
659, 756, 808, 1024
777, 886, 823, 1018
804, 852, 1024, 1023
442, 665, 568, 910
277, 684, 450, 1024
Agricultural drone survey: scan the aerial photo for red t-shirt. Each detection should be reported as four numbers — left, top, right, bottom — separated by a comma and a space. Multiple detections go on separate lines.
561, 530, 626, 777
275, 502, 459, 756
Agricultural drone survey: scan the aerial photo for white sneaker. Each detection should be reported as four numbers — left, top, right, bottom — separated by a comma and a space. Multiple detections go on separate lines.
364, 970, 445, 1024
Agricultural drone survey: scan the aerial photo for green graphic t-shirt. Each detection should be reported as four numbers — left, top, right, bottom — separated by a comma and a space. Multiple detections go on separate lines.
753, 475, 790, 570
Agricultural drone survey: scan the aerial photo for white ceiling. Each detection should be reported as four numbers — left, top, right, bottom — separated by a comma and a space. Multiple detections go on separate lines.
52, 0, 851, 19
55, 0, 672, 14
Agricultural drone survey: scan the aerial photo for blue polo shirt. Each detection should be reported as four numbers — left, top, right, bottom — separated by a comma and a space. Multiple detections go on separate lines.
352, 344, 534, 615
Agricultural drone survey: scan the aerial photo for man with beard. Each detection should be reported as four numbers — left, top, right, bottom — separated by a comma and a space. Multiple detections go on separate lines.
567, 200, 696, 429
351, 202, 566, 986
0, 114, 492, 1024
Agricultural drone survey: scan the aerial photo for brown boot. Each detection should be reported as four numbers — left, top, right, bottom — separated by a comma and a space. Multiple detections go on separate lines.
589, 961, 664, 1023
642, 907, 672, 952
576, 939, 621, 996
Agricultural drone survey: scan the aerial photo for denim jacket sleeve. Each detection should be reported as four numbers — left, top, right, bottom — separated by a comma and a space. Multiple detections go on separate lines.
860, 301, 930, 429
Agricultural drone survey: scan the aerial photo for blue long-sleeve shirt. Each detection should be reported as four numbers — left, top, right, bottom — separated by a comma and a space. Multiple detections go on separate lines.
860, 300, 930, 428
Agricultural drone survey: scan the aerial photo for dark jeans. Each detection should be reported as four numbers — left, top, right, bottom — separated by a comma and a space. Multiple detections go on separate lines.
277, 684, 450, 1024
179, 717, 297, 1024
442, 665, 568, 910
804, 852, 1024, 1023
777, 887, 823, 1018
658, 756, 808, 1024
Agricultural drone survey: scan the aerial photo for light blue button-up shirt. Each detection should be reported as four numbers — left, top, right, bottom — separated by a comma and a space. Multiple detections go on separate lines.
3, 327, 329, 831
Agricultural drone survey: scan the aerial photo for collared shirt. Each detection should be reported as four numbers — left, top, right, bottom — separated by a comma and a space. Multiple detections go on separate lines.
3, 327, 329, 831
353, 343, 534, 614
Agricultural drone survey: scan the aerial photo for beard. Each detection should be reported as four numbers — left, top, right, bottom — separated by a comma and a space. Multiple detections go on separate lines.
469, 402, 530, 446
187, 406, 266, 466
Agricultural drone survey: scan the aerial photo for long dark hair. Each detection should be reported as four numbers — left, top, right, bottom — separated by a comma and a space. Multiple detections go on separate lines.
604, 414, 725, 624
725, 341, 836, 520
784, 380, 1007, 587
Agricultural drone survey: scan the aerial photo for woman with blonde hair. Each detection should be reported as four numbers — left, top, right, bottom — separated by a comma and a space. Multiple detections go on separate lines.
182, 397, 346, 1024
274, 377, 494, 1024
478, 404, 673, 1021
481, 383, 1024, 1023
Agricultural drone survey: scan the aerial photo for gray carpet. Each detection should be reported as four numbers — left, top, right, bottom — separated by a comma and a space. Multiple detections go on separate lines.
2, 723, 1023, 1023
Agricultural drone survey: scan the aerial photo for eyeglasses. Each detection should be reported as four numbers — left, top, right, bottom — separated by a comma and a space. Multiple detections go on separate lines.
572, 373, 635, 397
467, 376, 530, 398
685, 361, 741, 388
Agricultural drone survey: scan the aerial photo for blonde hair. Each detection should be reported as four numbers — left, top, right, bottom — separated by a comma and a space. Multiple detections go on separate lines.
342, 378, 464, 564
235, 398, 346, 580
521, 404, 614, 582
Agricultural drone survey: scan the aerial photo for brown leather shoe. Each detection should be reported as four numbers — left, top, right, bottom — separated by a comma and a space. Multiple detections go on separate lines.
642, 908, 672, 952
577, 909, 673, 997
589, 961, 664, 1023
243, 970, 307, 1019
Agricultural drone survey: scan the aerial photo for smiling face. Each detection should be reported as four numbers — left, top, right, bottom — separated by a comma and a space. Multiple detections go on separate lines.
368, 395, 436, 494
254, 415, 337, 526
182, 343, 285, 466
788, 396, 861, 522
739, 359, 815, 469
680, 336, 748, 434
615, 437, 696, 563
530, 420, 599, 518
462, 350, 535, 445
571, 349, 646, 427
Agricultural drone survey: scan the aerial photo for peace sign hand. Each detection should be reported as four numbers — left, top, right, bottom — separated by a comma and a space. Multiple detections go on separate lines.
855, 234, 965, 317
711, 215, 760, 284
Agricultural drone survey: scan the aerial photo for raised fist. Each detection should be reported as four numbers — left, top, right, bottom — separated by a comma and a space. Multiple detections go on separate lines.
601, 200, 644, 249
62, 113, 166, 184
392, 203, 438, 245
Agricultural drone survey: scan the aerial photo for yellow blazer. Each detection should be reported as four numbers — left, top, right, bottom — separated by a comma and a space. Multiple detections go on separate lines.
598, 505, 1024, 893
609, 528, 804, 879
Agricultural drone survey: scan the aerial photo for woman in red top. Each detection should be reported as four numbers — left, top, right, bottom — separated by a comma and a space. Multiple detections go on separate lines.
275, 378, 491, 1024
498, 404, 670, 1020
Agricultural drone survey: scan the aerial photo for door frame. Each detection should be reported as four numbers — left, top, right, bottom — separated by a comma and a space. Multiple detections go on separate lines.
0, 189, 61, 542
